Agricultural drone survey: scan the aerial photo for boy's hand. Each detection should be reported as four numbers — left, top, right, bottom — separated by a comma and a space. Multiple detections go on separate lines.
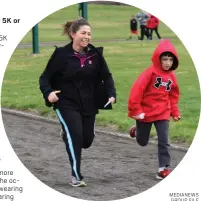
132, 113, 145, 120
173, 116, 181, 122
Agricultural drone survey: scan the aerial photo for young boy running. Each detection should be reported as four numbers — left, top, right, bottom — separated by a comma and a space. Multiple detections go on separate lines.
128, 39, 181, 180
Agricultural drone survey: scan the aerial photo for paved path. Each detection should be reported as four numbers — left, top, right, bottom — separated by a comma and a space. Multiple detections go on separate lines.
17, 39, 127, 49
2, 111, 187, 201
17, 37, 175, 49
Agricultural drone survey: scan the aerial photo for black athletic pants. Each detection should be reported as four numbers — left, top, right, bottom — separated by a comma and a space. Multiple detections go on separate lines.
55, 108, 96, 180
139, 25, 150, 40
150, 26, 161, 39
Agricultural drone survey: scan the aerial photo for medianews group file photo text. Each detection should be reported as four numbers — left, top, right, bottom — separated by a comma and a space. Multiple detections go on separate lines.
169, 192, 199, 201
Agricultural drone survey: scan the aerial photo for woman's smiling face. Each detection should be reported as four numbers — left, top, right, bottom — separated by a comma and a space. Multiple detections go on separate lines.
71, 25, 91, 48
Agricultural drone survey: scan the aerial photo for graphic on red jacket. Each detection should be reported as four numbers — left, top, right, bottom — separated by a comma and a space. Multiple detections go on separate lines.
128, 39, 180, 122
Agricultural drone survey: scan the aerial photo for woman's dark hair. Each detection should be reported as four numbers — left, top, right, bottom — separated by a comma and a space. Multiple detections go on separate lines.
62, 17, 90, 40
160, 51, 178, 70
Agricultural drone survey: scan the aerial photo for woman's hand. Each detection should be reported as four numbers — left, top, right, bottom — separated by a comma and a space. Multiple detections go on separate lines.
48, 90, 61, 103
108, 97, 116, 104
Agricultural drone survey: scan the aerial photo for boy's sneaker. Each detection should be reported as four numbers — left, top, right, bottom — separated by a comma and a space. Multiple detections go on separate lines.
130, 125, 136, 138
69, 177, 87, 187
156, 168, 171, 180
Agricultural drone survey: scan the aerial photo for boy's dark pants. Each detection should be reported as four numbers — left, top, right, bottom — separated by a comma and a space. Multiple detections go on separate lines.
56, 108, 95, 180
139, 25, 150, 40
136, 120, 171, 168
150, 27, 161, 39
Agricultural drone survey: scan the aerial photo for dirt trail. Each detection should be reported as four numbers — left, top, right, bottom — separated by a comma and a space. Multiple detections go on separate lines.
2, 112, 187, 201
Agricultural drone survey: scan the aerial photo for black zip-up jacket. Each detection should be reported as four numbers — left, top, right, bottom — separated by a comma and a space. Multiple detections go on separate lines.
39, 42, 116, 115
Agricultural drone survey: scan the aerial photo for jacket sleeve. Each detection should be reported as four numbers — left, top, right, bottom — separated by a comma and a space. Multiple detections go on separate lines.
97, 48, 116, 99
154, 17, 159, 27
39, 47, 61, 103
136, 13, 141, 20
145, 13, 149, 21
128, 69, 152, 118
169, 75, 180, 117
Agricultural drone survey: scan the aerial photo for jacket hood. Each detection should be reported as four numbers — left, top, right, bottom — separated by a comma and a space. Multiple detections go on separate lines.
151, 39, 179, 71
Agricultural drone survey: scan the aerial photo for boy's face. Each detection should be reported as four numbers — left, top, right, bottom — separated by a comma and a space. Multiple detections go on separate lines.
160, 56, 174, 71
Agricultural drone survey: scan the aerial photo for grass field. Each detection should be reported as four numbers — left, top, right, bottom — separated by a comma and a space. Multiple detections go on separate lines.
1, 4, 200, 144
20, 4, 177, 43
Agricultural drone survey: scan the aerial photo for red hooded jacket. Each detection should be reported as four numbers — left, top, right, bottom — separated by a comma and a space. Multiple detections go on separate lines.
128, 39, 180, 122
146, 15, 160, 29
